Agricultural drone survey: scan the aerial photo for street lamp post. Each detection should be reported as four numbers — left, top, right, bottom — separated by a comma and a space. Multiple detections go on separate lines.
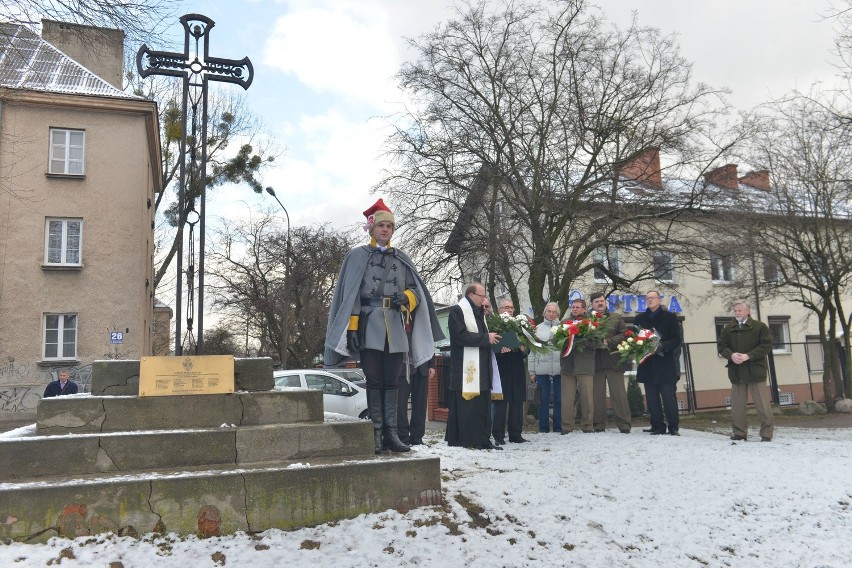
265, 187, 292, 368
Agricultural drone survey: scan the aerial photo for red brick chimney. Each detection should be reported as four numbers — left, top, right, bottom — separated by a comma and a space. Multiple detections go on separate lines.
619, 147, 662, 190
704, 164, 739, 190
738, 170, 770, 191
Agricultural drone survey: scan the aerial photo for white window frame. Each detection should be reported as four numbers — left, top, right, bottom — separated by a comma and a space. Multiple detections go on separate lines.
44, 218, 83, 266
48, 128, 85, 175
652, 250, 676, 283
710, 253, 735, 284
767, 316, 791, 354
593, 248, 620, 283
43, 313, 78, 360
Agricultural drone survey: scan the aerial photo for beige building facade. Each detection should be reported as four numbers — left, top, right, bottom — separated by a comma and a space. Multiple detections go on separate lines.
0, 22, 162, 419
450, 155, 843, 410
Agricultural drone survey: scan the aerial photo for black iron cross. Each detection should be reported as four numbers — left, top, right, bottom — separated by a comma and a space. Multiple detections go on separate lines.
136, 14, 253, 356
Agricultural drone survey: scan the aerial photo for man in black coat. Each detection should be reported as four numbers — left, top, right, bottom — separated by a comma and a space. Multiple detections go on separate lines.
492, 298, 529, 445
634, 290, 682, 435
397, 358, 435, 446
43, 369, 78, 398
445, 282, 502, 449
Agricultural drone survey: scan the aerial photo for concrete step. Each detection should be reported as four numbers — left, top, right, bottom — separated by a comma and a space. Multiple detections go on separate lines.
36, 390, 323, 435
0, 454, 442, 542
0, 421, 374, 481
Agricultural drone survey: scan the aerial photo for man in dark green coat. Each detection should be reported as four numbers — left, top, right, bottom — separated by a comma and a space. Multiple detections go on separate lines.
717, 299, 775, 441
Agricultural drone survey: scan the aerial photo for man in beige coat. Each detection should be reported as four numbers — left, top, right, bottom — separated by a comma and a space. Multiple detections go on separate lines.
559, 299, 595, 433
590, 292, 631, 433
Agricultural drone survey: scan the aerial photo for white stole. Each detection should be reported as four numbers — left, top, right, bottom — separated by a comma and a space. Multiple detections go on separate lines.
458, 298, 503, 400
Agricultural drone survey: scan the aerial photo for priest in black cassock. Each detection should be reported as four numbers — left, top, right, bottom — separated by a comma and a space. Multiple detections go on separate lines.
445, 282, 502, 450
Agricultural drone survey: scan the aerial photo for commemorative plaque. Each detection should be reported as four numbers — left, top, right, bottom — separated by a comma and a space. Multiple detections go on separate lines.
139, 355, 235, 397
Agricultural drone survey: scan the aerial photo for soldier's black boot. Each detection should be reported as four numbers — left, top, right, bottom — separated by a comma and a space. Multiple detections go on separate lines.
367, 389, 385, 453
382, 389, 410, 452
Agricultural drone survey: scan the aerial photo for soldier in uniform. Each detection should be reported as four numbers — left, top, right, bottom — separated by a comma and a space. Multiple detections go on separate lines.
325, 199, 443, 453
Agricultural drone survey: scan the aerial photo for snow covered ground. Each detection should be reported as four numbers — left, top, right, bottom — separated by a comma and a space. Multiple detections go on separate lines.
2, 423, 851, 567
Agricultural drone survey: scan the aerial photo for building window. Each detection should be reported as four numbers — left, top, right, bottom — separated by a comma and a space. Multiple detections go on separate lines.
49, 128, 85, 175
767, 316, 791, 353
710, 253, 734, 283
714, 317, 731, 342
44, 218, 82, 266
652, 250, 675, 283
44, 314, 77, 360
593, 248, 620, 283
763, 257, 780, 283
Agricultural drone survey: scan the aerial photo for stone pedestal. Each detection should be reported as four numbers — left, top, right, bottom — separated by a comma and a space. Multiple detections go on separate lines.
0, 359, 441, 542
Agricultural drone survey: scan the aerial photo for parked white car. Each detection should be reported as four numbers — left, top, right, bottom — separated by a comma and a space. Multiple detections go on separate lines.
324, 367, 366, 385
273, 369, 369, 419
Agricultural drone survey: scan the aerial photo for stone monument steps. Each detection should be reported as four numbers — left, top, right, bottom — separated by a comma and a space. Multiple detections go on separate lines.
0, 358, 442, 543
0, 454, 441, 542
0, 421, 375, 481
36, 390, 322, 435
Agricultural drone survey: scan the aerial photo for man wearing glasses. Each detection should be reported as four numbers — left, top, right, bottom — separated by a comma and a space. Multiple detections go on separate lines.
633, 290, 682, 436
492, 299, 530, 444
445, 283, 502, 449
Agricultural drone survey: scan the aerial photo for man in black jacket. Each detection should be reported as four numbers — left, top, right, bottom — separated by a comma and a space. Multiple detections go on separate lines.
634, 290, 682, 436
492, 298, 529, 445
43, 369, 78, 398
397, 358, 435, 446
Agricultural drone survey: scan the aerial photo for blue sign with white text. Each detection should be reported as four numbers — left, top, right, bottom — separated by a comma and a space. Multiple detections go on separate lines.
607, 294, 682, 314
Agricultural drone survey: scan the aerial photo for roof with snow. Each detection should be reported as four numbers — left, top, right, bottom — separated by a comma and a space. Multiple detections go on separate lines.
0, 23, 132, 98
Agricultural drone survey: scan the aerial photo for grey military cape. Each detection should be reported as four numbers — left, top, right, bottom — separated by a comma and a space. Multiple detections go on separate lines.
324, 245, 445, 368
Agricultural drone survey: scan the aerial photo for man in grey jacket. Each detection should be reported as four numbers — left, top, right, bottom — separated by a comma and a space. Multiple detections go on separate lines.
325, 199, 443, 453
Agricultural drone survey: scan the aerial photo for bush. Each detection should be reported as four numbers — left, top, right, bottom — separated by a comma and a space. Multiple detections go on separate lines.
627, 375, 645, 417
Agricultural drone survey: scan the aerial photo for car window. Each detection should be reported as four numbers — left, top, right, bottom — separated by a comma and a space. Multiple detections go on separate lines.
306, 373, 349, 396
274, 374, 301, 388
327, 369, 365, 382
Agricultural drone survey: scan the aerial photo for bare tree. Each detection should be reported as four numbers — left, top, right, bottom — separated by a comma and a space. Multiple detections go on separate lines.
125, 75, 281, 290
206, 214, 355, 369
0, 0, 185, 47
709, 95, 852, 406
381, 0, 733, 315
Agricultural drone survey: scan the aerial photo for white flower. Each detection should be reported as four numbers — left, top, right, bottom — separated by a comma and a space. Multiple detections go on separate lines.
637, 340, 644, 346
627, 337, 634, 343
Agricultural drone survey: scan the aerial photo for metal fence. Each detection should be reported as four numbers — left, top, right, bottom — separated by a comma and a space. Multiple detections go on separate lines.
432, 341, 828, 414
682, 341, 824, 411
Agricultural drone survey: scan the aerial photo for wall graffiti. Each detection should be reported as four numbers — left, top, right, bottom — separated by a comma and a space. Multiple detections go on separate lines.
0, 358, 31, 385
0, 387, 40, 413
0, 360, 96, 415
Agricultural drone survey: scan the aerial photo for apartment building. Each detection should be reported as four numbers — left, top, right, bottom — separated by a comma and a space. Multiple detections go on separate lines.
0, 21, 162, 419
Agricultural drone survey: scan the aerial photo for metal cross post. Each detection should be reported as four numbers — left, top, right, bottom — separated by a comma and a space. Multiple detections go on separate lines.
136, 14, 253, 355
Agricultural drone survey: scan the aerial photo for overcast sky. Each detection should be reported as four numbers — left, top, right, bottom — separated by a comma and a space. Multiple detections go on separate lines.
143, 0, 844, 232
